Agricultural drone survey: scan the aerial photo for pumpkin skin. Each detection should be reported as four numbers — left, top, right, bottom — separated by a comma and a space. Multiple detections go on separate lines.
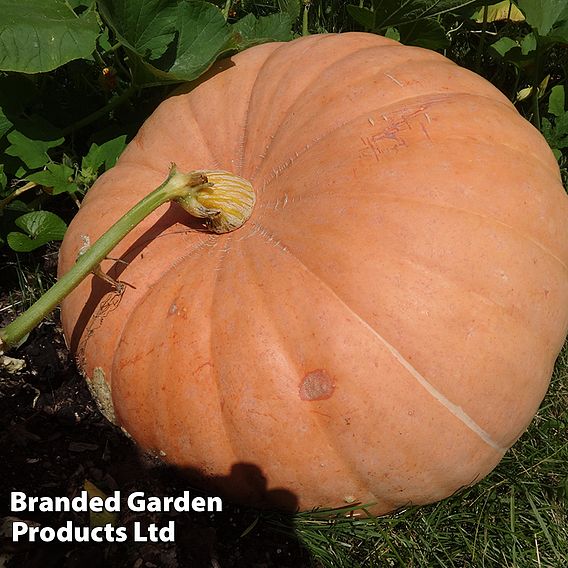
58, 32, 568, 514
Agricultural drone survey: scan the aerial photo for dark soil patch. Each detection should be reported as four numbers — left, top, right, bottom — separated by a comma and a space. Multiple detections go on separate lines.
0, 312, 311, 568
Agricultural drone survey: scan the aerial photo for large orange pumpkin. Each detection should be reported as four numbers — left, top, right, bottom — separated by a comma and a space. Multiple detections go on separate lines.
58, 33, 568, 514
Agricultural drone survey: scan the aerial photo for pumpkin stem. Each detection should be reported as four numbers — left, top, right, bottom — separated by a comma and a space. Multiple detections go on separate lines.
176, 170, 255, 233
0, 164, 255, 354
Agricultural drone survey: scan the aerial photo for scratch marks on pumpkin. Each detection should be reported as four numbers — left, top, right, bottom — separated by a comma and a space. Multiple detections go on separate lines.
420, 123, 433, 143
259, 96, 448, 192
249, 222, 288, 253
250, 48, 443, 186
268, 193, 290, 212
263, 147, 313, 192
384, 73, 404, 87
358, 106, 432, 163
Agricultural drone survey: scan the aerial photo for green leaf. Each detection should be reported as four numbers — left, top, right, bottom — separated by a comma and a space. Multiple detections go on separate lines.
100, 0, 234, 83
471, 1, 525, 22
398, 17, 449, 49
553, 112, 568, 139
0, 164, 7, 192
549, 85, 565, 117
26, 163, 78, 195
347, 5, 376, 29
517, 0, 566, 36
231, 13, 293, 49
79, 135, 127, 186
520, 32, 537, 55
0, 0, 100, 73
490, 36, 519, 57
68, 0, 95, 9
544, 8, 568, 44
82, 135, 127, 172
5, 199, 30, 214
147, 1, 234, 82
7, 211, 67, 252
0, 106, 13, 139
5, 131, 64, 169
384, 27, 401, 41
541, 111, 568, 154
277, 0, 301, 22
97, 0, 178, 60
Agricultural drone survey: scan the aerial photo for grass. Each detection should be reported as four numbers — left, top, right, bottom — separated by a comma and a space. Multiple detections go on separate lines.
0, 247, 58, 311
261, 342, 568, 567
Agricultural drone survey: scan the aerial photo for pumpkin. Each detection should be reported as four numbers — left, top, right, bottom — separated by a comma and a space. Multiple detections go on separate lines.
58, 32, 568, 514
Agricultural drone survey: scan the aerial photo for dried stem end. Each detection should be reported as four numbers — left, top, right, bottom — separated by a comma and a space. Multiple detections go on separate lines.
176, 170, 255, 233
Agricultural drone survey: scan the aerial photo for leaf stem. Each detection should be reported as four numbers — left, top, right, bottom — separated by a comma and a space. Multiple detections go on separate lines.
0, 181, 38, 214
302, 1, 310, 36
104, 42, 125, 55
0, 165, 210, 352
532, 45, 542, 130
222, 0, 232, 20
475, 4, 489, 74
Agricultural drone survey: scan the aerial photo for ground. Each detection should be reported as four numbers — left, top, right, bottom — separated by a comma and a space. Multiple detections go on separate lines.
0, 312, 311, 568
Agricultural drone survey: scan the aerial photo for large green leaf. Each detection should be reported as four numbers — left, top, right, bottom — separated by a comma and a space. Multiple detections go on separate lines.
517, 0, 567, 36
7, 211, 67, 252
398, 17, 450, 49
144, 1, 234, 82
347, 5, 376, 29
0, 0, 100, 73
97, 0, 178, 60
232, 13, 293, 49
100, 0, 234, 83
277, 0, 301, 22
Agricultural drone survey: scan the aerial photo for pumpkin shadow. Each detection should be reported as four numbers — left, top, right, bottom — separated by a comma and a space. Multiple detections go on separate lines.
107, 443, 308, 567
68, 202, 209, 355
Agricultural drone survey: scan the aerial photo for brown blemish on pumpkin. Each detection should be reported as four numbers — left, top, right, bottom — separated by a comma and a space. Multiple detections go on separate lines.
168, 302, 178, 315
299, 369, 335, 401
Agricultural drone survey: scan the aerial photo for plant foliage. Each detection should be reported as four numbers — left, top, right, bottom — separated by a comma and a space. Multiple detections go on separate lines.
0, 0, 294, 252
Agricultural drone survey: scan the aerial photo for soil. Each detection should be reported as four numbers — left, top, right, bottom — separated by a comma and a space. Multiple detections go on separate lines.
0, 305, 312, 568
